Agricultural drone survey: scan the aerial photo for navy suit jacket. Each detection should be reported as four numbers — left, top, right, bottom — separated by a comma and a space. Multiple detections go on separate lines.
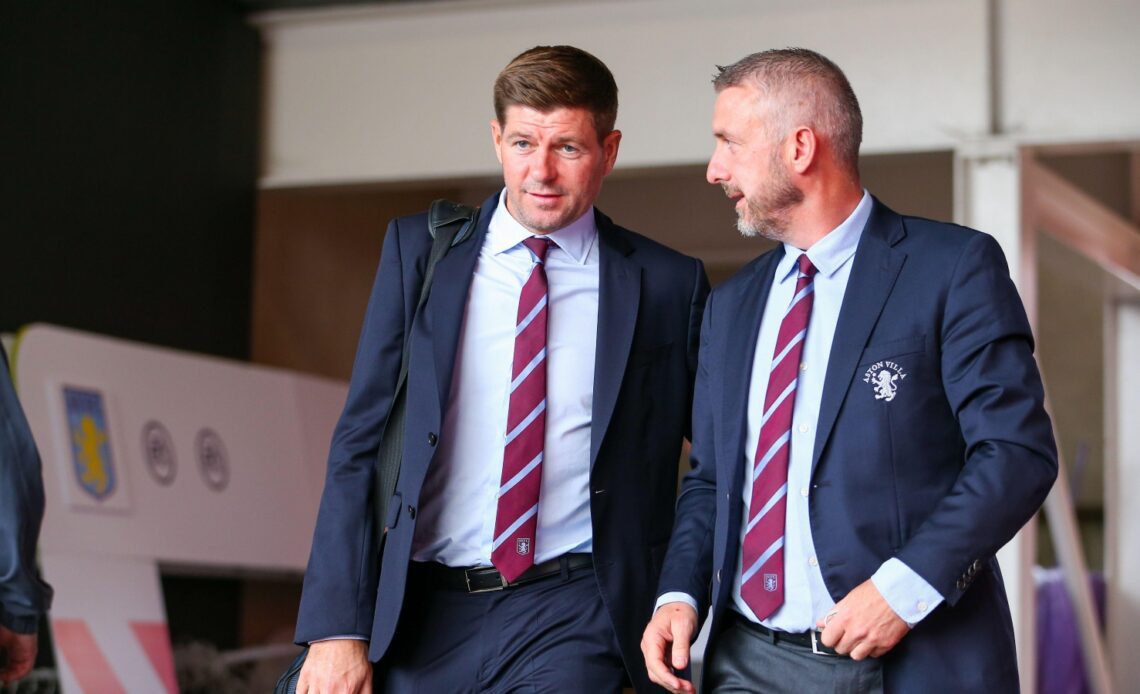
297, 192, 709, 692
658, 199, 1057, 692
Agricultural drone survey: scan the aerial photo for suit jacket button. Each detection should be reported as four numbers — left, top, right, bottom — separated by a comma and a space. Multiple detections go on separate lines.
716, 570, 722, 583
407, 505, 416, 519
427, 432, 438, 446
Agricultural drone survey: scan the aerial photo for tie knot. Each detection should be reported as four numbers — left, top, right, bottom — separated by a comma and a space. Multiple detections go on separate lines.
523, 236, 554, 263
797, 254, 817, 279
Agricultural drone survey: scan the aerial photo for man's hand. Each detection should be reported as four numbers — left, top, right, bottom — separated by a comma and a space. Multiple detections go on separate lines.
816, 579, 909, 660
297, 639, 372, 694
0, 625, 38, 685
641, 602, 698, 694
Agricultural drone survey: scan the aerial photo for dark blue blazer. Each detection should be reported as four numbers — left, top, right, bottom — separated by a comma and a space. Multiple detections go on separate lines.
297, 192, 709, 692
658, 199, 1057, 692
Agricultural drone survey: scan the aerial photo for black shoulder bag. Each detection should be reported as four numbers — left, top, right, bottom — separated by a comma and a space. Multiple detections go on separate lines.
275, 199, 479, 694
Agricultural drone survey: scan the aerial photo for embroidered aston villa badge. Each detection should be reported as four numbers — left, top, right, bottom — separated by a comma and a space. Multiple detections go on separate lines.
862, 360, 908, 402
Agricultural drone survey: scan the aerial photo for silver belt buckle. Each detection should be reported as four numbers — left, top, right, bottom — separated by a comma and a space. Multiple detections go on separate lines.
464, 568, 509, 593
811, 630, 837, 657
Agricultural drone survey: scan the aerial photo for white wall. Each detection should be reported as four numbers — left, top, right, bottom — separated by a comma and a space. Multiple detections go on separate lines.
1001, 0, 1140, 143
1108, 300, 1140, 691
17, 324, 343, 569
255, 0, 1140, 187
255, 0, 989, 186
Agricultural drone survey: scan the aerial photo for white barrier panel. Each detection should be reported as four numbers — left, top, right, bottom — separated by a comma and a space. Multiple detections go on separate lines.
14, 324, 347, 693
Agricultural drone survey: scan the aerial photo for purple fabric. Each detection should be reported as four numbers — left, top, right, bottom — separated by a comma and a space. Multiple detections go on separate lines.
1035, 567, 1106, 694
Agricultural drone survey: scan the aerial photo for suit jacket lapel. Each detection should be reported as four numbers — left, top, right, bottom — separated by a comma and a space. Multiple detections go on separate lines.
721, 251, 781, 499
429, 193, 497, 408
811, 199, 907, 475
590, 211, 640, 467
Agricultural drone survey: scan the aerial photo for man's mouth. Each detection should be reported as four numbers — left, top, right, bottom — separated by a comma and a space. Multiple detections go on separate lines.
722, 185, 744, 204
526, 190, 565, 205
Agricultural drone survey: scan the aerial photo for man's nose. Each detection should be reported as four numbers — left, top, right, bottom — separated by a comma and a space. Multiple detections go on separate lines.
706, 150, 726, 185
531, 149, 556, 183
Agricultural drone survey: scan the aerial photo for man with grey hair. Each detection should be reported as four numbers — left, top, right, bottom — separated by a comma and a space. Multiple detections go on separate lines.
642, 48, 1056, 692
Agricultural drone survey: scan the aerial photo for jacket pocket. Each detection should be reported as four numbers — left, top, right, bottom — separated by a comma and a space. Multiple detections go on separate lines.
384, 492, 402, 530
859, 334, 926, 363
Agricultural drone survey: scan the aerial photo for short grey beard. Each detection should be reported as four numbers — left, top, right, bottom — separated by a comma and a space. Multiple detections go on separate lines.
736, 199, 794, 242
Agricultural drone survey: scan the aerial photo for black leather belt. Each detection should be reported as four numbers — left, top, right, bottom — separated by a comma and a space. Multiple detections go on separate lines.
729, 610, 843, 657
413, 554, 593, 593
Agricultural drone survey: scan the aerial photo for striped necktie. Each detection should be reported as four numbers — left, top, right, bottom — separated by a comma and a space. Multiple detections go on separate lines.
492, 236, 554, 582
741, 253, 817, 619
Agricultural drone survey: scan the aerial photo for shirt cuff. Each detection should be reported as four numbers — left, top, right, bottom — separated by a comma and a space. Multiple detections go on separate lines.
309, 635, 369, 643
655, 592, 699, 613
871, 558, 944, 627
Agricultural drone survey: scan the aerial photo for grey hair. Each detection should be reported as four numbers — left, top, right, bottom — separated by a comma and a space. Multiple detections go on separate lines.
714, 48, 862, 175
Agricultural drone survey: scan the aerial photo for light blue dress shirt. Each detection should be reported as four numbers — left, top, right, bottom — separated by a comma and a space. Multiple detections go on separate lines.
321, 193, 601, 642
659, 191, 943, 630
411, 191, 600, 567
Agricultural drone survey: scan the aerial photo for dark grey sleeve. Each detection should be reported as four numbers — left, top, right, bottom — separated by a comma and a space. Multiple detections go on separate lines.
0, 344, 53, 633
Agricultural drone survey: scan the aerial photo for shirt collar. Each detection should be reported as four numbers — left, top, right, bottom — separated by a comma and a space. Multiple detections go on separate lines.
486, 189, 597, 264
775, 189, 872, 283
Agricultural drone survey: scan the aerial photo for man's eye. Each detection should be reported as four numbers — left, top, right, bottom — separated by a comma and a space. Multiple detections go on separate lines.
513, 140, 531, 150
560, 144, 579, 154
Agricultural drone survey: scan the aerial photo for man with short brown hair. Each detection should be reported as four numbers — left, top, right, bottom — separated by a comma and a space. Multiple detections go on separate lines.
297, 45, 708, 693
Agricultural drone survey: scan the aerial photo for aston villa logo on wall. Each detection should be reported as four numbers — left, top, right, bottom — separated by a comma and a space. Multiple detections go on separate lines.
516, 537, 532, 556
64, 386, 117, 501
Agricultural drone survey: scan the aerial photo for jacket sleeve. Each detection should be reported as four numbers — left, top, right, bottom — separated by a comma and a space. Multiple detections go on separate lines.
657, 287, 718, 617
0, 345, 53, 634
294, 219, 410, 643
684, 258, 711, 442
894, 232, 1058, 604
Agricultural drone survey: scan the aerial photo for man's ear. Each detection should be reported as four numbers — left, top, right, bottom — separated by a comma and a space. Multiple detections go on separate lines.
601, 129, 622, 175
491, 119, 504, 165
789, 125, 816, 174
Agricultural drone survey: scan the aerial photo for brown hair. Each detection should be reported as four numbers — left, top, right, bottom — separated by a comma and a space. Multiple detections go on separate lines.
714, 48, 862, 175
493, 45, 618, 141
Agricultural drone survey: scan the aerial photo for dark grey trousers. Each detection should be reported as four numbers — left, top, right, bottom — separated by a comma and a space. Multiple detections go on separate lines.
705, 615, 885, 694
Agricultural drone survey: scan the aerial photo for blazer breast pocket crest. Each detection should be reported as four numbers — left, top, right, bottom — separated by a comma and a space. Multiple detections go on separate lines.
862, 360, 908, 402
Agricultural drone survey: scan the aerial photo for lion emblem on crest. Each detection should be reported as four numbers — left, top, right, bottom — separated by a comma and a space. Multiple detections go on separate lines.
862, 360, 908, 402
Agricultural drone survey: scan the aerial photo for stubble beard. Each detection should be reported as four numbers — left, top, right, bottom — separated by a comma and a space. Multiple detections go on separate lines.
732, 157, 804, 242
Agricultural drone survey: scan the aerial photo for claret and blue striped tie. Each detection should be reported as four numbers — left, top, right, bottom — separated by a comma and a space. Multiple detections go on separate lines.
741, 254, 817, 619
492, 236, 554, 582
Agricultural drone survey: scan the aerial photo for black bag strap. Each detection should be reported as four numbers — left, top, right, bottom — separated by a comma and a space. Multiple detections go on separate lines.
374, 199, 479, 539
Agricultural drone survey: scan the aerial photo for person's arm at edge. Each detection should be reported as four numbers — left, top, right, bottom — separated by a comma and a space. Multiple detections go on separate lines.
0, 346, 52, 684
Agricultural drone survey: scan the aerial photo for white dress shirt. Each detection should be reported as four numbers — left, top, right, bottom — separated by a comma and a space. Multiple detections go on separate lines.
411, 191, 600, 567
659, 191, 943, 629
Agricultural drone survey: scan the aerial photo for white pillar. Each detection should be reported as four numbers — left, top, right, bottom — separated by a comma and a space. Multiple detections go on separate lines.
1107, 300, 1140, 691
953, 140, 1037, 694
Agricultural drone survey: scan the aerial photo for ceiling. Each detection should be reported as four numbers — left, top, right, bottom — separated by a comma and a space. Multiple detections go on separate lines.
235, 0, 447, 12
